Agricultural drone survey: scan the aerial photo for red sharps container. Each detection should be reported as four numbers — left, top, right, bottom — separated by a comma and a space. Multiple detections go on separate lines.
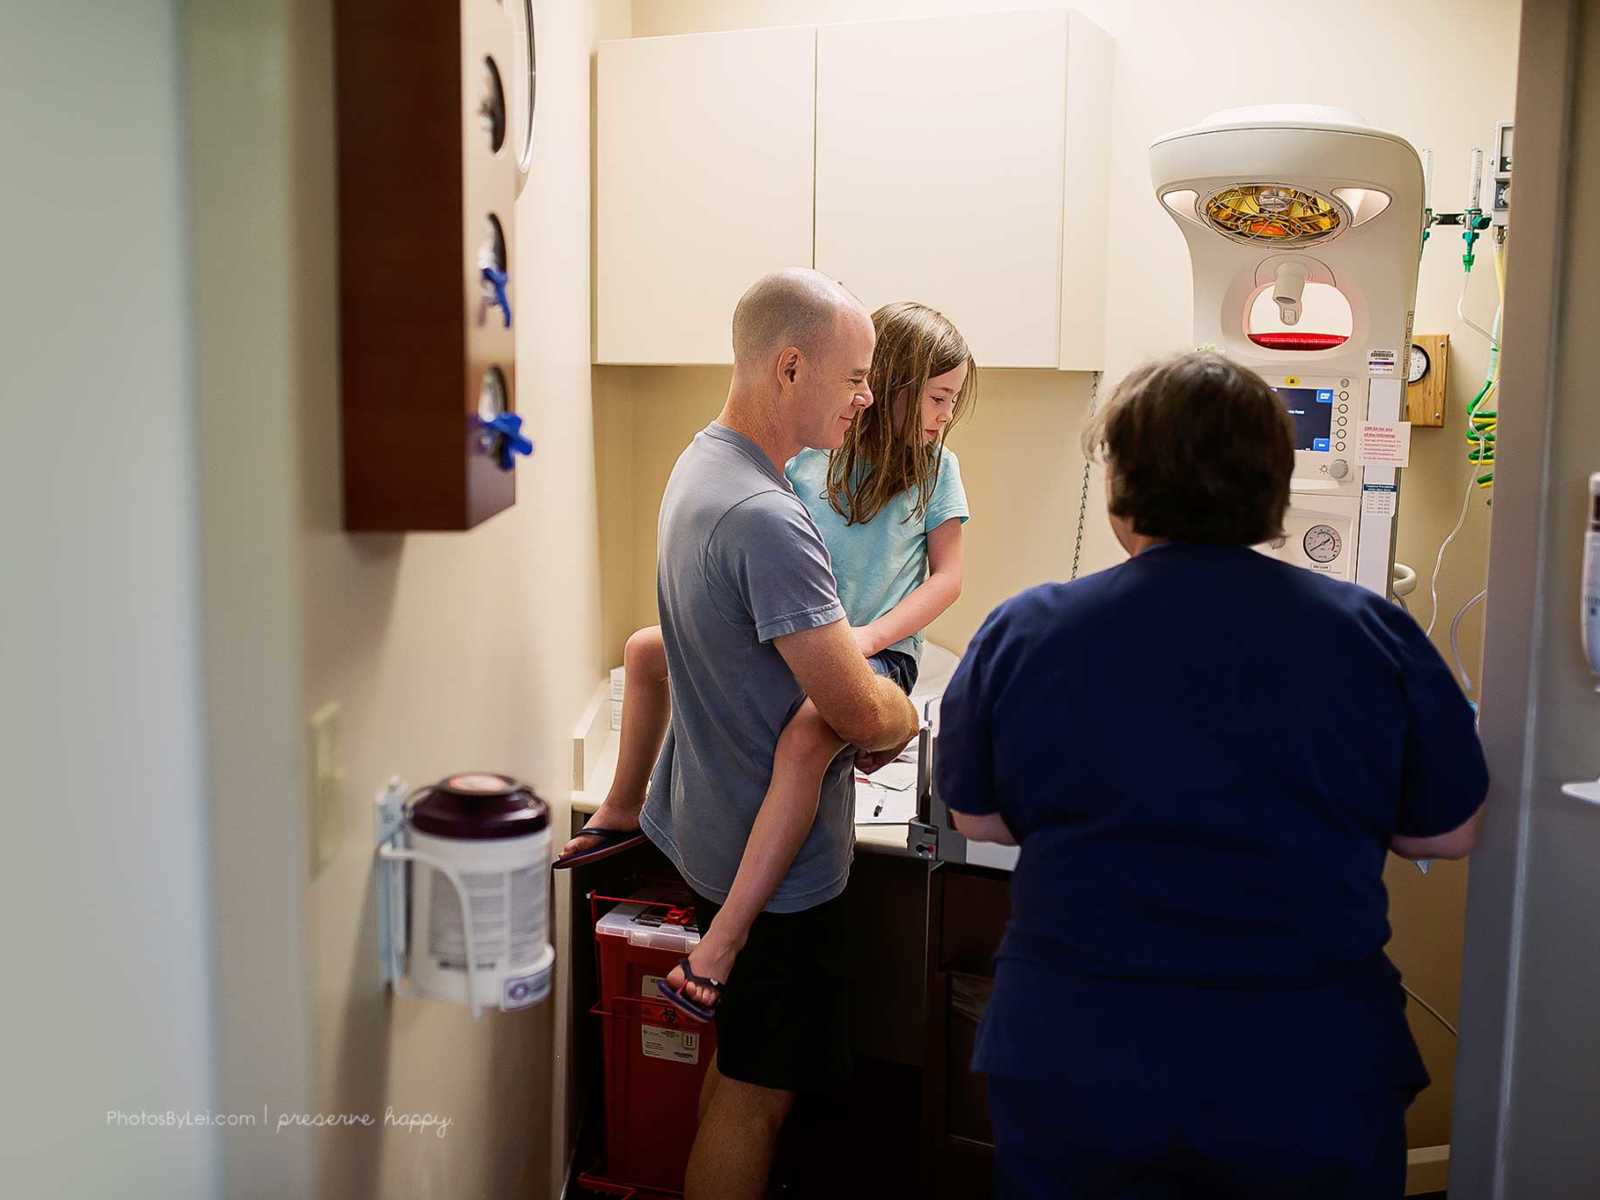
589, 889, 717, 1194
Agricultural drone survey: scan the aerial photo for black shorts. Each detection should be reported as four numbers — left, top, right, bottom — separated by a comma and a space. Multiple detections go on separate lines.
691, 890, 852, 1094
867, 648, 919, 694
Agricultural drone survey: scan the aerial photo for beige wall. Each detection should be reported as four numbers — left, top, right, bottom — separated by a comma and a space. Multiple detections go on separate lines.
190, 1, 617, 1196
602, 0, 1521, 1150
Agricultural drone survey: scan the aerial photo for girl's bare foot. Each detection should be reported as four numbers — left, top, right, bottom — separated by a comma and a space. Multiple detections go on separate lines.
664, 929, 742, 1010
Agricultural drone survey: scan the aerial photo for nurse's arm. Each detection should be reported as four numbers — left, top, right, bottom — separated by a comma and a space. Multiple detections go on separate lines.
1389, 805, 1483, 861
952, 810, 1018, 846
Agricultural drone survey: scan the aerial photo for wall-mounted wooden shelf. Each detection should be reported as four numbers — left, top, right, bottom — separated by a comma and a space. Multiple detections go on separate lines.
335, 0, 528, 531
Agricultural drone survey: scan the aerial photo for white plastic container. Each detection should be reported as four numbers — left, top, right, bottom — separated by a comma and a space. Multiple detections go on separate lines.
404, 773, 554, 1012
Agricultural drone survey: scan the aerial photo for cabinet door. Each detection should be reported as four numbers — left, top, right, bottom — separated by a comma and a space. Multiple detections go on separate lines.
816, 11, 1071, 369
597, 27, 816, 365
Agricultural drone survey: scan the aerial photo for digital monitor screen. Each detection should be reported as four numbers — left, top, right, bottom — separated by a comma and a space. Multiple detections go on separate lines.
1274, 386, 1334, 452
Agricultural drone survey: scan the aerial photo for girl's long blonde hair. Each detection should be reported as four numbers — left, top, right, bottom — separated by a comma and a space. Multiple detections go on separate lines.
825, 302, 976, 526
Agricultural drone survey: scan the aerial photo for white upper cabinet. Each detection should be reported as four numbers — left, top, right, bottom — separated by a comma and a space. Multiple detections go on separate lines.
595, 12, 1111, 370
596, 27, 817, 365
816, 10, 1110, 371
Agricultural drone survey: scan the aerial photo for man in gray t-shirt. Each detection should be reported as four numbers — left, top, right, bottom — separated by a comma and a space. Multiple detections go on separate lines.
640, 421, 861, 910
609, 269, 919, 1198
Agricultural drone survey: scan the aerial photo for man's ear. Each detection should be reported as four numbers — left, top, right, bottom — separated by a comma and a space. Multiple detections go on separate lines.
777, 346, 801, 386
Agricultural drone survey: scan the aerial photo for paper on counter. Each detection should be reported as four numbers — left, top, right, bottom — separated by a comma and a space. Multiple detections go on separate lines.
854, 780, 917, 826
858, 758, 917, 793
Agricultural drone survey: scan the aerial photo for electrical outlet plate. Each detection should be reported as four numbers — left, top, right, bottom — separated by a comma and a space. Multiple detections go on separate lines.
310, 702, 344, 875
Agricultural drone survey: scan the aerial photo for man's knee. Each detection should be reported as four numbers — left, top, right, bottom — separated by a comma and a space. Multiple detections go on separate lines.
702, 1074, 793, 1139
776, 701, 844, 762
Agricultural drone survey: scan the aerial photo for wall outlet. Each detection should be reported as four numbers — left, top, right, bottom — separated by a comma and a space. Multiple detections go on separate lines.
309, 702, 345, 876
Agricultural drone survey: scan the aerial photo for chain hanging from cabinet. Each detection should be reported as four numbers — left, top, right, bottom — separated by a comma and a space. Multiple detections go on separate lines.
1070, 371, 1102, 581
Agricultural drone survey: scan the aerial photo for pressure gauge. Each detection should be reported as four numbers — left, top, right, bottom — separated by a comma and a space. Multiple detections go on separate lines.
1407, 343, 1431, 385
1303, 524, 1343, 564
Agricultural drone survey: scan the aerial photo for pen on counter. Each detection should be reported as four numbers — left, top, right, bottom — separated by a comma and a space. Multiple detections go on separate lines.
856, 775, 885, 818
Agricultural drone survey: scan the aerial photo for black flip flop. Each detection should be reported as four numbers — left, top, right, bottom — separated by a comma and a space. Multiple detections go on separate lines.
551, 824, 647, 870
656, 955, 722, 1023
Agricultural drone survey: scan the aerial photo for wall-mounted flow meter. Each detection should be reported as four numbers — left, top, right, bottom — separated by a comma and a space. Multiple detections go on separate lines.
1491, 121, 1513, 227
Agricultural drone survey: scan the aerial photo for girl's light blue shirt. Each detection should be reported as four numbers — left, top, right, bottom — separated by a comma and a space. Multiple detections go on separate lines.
784, 446, 970, 660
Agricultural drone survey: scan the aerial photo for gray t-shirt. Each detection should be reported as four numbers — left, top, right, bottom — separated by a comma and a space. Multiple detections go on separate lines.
641, 423, 856, 912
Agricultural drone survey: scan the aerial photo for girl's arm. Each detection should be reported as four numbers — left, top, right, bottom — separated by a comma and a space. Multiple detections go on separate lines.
856, 518, 964, 655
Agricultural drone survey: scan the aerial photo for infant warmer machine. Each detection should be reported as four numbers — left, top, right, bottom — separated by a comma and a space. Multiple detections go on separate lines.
375, 772, 555, 1017
1150, 106, 1426, 593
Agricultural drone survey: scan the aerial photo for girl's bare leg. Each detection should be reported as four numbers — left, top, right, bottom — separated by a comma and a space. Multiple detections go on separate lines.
558, 625, 669, 859
666, 698, 844, 1006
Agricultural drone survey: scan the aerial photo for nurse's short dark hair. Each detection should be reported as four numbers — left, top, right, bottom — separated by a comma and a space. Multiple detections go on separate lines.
1082, 353, 1294, 545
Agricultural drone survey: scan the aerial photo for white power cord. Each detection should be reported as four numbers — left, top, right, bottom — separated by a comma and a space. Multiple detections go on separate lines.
1403, 981, 1461, 1039
1424, 467, 1482, 638
1450, 588, 1488, 694
1424, 299, 1499, 638
1391, 561, 1417, 613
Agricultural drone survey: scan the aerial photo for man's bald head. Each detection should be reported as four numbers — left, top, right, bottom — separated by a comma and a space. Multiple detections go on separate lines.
731, 268, 865, 371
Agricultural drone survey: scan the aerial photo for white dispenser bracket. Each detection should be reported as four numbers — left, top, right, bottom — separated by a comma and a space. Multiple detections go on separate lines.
373, 779, 491, 1020
375, 780, 409, 993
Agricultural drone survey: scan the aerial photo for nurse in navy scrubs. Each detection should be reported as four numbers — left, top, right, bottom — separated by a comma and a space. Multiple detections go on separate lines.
937, 352, 1487, 1200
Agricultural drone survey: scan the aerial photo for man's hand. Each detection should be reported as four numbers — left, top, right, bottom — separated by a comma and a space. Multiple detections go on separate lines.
855, 733, 915, 775
851, 625, 880, 657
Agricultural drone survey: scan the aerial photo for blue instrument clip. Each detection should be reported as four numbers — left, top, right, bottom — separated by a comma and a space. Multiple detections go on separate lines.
479, 411, 534, 471
481, 266, 512, 328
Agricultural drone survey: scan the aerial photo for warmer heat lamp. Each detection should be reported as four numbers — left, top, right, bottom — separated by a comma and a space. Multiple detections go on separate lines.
1151, 106, 1426, 594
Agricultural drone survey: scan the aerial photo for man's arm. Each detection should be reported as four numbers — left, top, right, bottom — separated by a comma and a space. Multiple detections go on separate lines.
773, 620, 918, 751
1390, 806, 1482, 861
676, 626, 915, 1005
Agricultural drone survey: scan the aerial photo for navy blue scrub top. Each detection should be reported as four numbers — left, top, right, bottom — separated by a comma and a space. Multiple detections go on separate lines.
937, 542, 1488, 1081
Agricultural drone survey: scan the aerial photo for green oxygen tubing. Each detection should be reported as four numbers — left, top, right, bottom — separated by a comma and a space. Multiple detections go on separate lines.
1462, 231, 1506, 491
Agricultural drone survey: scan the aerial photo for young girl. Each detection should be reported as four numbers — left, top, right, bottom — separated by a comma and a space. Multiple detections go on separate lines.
558, 301, 976, 1020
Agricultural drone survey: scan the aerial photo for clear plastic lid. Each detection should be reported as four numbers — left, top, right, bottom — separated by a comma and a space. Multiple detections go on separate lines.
595, 901, 702, 953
